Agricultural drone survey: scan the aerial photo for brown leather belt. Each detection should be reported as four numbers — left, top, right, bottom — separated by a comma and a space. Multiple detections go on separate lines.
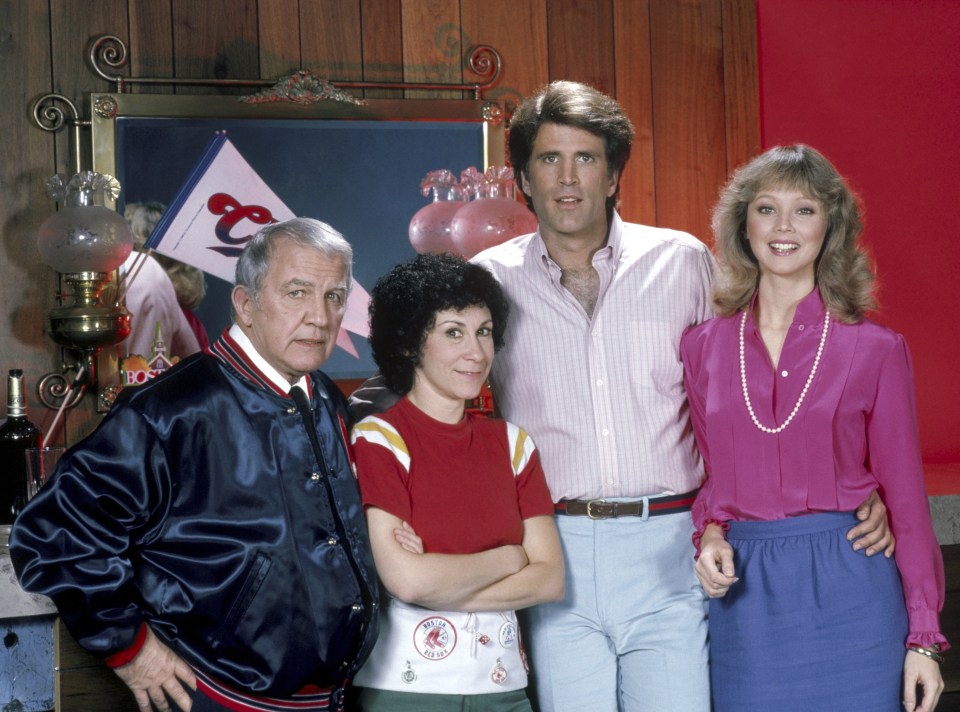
555, 490, 699, 520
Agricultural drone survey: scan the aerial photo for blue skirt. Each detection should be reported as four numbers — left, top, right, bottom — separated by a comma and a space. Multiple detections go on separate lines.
709, 512, 908, 711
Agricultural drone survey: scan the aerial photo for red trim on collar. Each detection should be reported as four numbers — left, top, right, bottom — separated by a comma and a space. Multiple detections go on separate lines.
210, 329, 312, 399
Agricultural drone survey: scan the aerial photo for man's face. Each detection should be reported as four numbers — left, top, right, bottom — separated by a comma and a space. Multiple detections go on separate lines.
232, 237, 347, 384
519, 122, 619, 246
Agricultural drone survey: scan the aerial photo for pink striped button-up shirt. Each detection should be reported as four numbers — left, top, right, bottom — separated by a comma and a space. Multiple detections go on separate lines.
472, 214, 713, 501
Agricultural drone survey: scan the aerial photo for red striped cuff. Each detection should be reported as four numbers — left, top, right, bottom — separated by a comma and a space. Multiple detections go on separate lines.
105, 622, 149, 668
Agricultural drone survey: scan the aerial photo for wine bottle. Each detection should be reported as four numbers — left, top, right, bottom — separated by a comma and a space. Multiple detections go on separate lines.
0, 369, 42, 524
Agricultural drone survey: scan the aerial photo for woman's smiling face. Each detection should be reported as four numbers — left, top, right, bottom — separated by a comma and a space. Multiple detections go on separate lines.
746, 186, 828, 285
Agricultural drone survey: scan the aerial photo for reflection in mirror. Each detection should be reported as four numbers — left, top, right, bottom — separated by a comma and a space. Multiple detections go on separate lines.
91, 94, 504, 380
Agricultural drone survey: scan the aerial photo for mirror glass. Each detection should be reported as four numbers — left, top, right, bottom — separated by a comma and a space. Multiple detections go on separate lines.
91, 93, 504, 379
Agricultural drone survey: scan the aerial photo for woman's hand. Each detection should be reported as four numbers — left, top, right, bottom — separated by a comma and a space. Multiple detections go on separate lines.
847, 489, 896, 557
694, 523, 738, 598
903, 649, 944, 711
394, 521, 424, 554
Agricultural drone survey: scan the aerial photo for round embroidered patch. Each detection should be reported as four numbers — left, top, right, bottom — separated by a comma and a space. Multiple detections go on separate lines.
413, 616, 457, 660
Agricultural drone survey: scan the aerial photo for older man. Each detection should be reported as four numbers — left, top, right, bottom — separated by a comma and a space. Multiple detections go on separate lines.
11, 218, 379, 712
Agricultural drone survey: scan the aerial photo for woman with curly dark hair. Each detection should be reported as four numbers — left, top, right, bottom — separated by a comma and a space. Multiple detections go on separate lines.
681, 145, 946, 711
350, 253, 563, 711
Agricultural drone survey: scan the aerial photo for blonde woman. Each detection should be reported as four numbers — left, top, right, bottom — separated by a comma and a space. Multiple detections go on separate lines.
682, 145, 946, 711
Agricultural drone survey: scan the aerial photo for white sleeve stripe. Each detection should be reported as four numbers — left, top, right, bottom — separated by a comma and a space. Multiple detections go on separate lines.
506, 422, 535, 476
351, 418, 411, 472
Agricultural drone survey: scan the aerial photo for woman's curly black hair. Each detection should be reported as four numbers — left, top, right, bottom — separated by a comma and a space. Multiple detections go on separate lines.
368, 253, 510, 395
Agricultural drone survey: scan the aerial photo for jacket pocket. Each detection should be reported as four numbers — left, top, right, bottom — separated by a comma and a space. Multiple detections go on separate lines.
212, 552, 271, 649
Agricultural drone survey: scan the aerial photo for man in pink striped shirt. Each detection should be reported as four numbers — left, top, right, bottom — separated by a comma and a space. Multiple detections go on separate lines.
470, 81, 892, 711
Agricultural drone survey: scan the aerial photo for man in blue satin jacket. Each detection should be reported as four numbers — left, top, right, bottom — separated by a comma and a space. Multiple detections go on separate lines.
11, 218, 379, 712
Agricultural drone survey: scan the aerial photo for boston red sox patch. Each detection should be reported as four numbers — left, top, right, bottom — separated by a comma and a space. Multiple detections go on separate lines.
413, 616, 457, 660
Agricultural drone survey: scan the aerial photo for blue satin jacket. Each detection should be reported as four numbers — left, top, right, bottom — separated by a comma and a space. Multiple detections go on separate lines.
10, 342, 379, 696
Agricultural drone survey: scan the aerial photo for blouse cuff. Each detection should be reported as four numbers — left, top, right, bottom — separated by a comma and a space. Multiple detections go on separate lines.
906, 632, 950, 653
692, 519, 729, 559
104, 622, 149, 668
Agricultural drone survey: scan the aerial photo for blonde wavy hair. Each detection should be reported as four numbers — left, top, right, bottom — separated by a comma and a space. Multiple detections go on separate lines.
124, 202, 207, 310
711, 144, 876, 323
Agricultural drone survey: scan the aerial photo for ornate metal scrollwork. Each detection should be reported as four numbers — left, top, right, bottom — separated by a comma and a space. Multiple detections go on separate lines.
83, 34, 503, 100
31, 94, 80, 134
38, 371, 87, 411
466, 45, 502, 96
88, 34, 128, 89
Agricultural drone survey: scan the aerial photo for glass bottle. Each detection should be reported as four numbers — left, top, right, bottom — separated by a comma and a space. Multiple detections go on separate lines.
0, 369, 42, 524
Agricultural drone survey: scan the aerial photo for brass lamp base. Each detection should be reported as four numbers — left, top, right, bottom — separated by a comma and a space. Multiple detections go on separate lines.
39, 271, 131, 410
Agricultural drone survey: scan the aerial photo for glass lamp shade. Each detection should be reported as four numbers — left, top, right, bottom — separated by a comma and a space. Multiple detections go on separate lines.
448, 165, 537, 259
37, 204, 133, 274
409, 200, 464, 254
408, 169, 465, 255
449, 197, 538, 259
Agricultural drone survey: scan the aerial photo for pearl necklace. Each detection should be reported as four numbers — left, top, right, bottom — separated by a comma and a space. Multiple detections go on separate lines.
739, 309, 830, 434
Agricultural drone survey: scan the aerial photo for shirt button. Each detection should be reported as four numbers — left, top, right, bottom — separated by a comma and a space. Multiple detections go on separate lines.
351, 603, 363, 612
602, 428, 610, 436
798, 324, 805, 331
596, 379, 604, 387
287, 406, 297, 414
311, 472, 321, 481
781, 370, 789, 377
327, 537, 338, 546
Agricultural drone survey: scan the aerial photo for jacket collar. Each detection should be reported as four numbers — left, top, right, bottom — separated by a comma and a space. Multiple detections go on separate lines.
209, 326, 312, 399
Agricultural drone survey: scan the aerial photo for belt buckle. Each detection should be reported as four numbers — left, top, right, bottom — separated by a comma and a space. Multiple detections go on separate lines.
586, 498, 607, 519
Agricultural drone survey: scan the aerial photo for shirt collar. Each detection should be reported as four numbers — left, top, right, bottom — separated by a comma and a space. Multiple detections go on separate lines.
793, 287, 827, 325
214, 324, 310, 396
532, 211, 623, 276
745, 287, 826, 329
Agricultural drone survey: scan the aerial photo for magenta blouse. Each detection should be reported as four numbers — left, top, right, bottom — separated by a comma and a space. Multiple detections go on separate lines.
680, 289, 946, 649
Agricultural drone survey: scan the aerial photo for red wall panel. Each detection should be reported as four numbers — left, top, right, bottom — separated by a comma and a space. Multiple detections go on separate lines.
756, 0, 960, 481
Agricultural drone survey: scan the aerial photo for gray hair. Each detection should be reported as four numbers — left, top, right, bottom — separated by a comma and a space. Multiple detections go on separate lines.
235, 218, 354, 303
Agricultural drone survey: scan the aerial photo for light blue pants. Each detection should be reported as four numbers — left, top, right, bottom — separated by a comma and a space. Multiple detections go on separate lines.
521, 509, 709, 711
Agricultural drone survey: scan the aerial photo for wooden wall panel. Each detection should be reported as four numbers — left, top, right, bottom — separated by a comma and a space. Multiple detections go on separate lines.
258, 0, 303, 78
401, 0, 462, 98
546, 0, 616, 95
128, 0, 174, 89
720, 0, 760, 177
171, 0, 259, 92
0, 0, 759, 449
359, 0, 404, 98
299, 0, 364, 80
650, 0, 727, 243
613, 0, 657, 225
